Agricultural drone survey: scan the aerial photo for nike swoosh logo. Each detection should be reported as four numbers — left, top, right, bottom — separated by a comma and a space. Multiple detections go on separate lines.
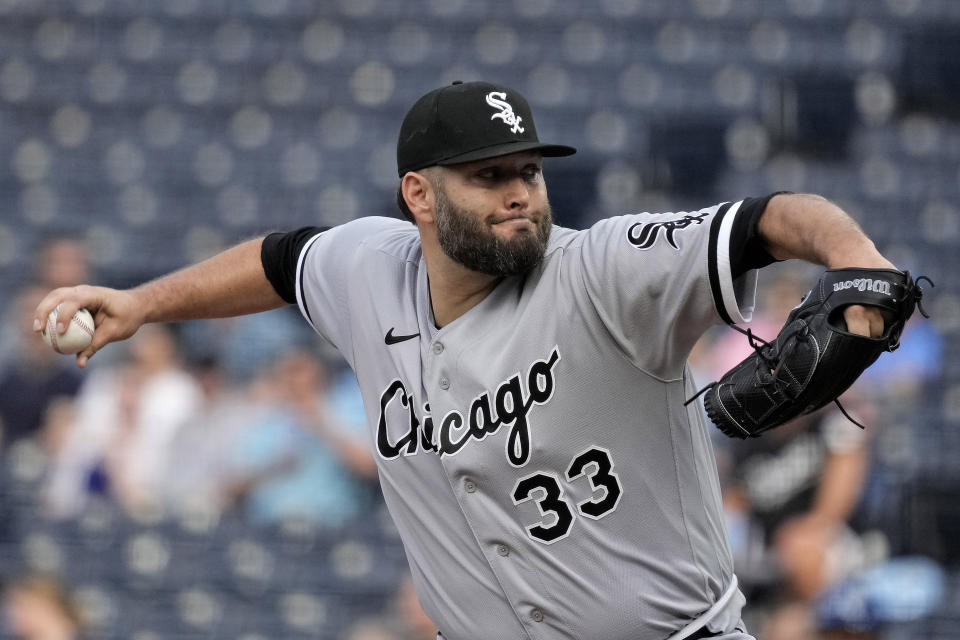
385, 328, 420, 345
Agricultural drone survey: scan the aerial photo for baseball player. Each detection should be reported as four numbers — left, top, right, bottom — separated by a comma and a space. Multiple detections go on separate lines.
36, 81, 899, 640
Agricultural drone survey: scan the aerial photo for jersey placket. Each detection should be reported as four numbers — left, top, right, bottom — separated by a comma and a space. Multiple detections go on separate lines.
420, 328, 560, 640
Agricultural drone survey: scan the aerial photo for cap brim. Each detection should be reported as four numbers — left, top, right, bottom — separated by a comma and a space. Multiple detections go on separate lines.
436, 141, 577, 167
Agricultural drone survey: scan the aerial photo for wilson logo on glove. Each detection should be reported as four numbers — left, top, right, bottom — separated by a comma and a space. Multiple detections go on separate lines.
832, 278, 892, 295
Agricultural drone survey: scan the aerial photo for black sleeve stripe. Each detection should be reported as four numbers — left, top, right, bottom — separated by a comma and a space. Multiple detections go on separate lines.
261, 226, 330, 304
708, 202, 735, 325
729, 191, 791, 279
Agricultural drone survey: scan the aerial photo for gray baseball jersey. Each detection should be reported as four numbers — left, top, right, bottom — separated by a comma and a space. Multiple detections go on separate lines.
268, 199, 764, 640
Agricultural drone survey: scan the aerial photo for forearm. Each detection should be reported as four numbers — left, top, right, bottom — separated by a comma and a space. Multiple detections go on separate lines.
135, 237, 287, 323
758, 194, 895, 269
810, 448, 869, 525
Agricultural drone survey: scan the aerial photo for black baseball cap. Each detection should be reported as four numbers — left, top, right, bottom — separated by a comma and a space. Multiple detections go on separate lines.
397, 80, 577, 177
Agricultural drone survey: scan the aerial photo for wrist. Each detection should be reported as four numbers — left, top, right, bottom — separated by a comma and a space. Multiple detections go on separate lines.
823, 239, 894, 271
127, 286, 157, 325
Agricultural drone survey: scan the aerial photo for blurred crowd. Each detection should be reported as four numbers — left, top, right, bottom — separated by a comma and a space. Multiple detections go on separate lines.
0, 239, 949, 640
0, 238, 381, 528
0, 238, 436, 640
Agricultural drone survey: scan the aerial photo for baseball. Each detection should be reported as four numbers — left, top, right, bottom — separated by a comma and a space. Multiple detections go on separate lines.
41, 306, 95, 355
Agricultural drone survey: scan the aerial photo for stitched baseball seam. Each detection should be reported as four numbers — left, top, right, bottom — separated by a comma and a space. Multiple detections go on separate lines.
49, 317, 60, 353
72, 311, 95, 336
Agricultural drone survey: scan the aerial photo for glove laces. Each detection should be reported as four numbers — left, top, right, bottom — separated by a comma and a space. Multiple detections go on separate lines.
685, 322, 867, 429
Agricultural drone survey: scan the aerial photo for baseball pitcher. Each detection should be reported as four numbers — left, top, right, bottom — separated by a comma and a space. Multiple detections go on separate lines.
35, 81, 927, 640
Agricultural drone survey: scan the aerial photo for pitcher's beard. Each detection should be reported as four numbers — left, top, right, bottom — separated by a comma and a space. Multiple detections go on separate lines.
434, 188, 552, 277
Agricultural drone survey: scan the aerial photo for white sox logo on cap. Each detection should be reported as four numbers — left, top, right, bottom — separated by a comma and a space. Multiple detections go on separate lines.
486, 91, 525, 134
396, 81, 575, 176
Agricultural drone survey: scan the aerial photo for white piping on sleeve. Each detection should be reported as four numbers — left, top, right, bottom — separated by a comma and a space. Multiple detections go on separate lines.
294, 232, 325, 334
715, 201, 755, 324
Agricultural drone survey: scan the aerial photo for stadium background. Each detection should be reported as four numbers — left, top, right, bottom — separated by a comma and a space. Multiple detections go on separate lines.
1, 0, 959, 638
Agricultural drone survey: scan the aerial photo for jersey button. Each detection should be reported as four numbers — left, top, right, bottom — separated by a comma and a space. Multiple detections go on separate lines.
439, 377, 450, 390
432, 342, 444, 354
464, 479, 476, 493
531, 609, 544, 623
496, 544, 509, 557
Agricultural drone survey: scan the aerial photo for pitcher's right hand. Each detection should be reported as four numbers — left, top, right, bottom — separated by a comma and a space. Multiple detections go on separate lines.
34, 285, 146, 368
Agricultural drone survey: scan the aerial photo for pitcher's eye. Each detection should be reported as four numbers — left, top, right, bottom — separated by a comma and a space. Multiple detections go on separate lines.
522, 166, 542, 182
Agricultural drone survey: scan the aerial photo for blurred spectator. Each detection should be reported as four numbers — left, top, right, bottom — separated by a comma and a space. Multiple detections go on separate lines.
0, 238, 93, 369
34, 237, 92, 292
340, 575, 437, 640
222, 349, 377, 527
342, 620, 409, 640
43, 324, 202, 518
159, 355, 265, 517
1, 574, 86, 640
178, 307, 314, 385
722, 406, 881, 640
857, 315, 943, 414
0, 285, 83, 449
327, 365, 369, 434
392, 575, 439, 640
816, 554, 946, 638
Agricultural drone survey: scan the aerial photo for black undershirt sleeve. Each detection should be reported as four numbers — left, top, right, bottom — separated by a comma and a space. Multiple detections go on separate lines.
260, 226, 330, 304
728, 191, 791, 279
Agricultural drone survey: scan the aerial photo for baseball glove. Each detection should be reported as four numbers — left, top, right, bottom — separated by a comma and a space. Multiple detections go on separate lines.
690, 268, 932, 439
